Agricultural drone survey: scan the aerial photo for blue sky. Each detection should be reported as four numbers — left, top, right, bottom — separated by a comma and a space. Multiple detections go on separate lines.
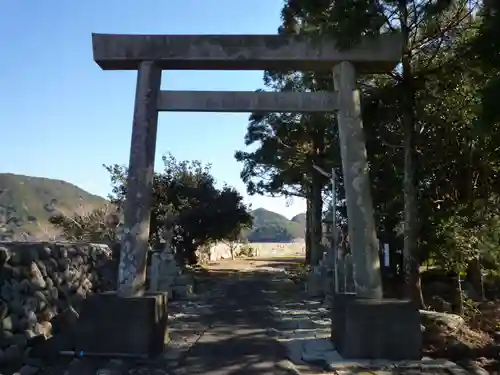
0, 0, 306, 218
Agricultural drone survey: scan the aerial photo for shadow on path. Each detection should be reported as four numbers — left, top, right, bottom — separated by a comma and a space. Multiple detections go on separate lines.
172, 270, 297, 375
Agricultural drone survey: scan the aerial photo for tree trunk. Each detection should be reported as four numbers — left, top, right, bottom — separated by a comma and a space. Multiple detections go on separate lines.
464, 141, 484, 300
229, 242, 235, 260
467, 257, 485, 300
305, 198, 313, 264
310, 170, 324, 266
454, 271, 464, 315
400, 0, 425, 309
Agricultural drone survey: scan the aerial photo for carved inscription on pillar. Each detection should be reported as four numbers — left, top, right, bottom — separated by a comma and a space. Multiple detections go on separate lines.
333, 61, 382, 299
118, 61, 161, 297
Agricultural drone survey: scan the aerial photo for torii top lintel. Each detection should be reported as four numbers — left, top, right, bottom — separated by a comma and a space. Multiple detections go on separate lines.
91, 33, 401, 73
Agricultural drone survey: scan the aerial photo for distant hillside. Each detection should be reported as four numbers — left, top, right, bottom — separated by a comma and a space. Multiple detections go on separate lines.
0, 173, 306, 243
290, 213, 306, 227
0, 173, 107, 239
244, 208, 305, 243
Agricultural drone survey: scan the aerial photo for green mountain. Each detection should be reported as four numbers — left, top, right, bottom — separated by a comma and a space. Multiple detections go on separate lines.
245, 208, 305, 243
0, 173, 107, 239
0, 173, 306, 243
290, 213, 306, 227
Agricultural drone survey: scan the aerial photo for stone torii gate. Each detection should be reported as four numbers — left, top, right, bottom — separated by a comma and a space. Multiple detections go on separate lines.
86, 33, 423, 360
91, 33, 400, 300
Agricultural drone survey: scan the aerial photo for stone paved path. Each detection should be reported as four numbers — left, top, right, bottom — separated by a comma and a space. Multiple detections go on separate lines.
170, 271, 300, 375
55, 258, 479, 375
138, 259, 478, 375
165, 260, 475, 375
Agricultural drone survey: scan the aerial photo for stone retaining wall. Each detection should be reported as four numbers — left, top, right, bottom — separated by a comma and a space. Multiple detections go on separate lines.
0, 242, 117, 366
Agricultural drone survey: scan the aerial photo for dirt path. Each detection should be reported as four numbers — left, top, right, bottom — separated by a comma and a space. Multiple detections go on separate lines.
170, 258, 304, 375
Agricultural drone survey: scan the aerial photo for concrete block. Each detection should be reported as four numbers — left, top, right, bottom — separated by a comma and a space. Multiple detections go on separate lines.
341, 298, 421, 360
330, 292, 357, 353
75, 292, 168, 359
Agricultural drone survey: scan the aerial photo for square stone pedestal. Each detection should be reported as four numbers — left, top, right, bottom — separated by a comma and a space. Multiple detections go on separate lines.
330, 292, 357, 353
337, 298, 421, 360
75, 292, 168, 359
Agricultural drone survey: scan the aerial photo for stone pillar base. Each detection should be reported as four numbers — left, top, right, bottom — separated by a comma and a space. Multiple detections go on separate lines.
333, 297, 421, 360
330, 292, 357, 353
75, 292, 168, 359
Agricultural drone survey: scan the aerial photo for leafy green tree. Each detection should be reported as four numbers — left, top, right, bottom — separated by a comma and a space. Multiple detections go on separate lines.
465, 1, 500, 292
279, 0, 483, 306
105, 153, 253, 264
468, 0, 500, 126
235, 75, 338, 265
414, 14, 500, 300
